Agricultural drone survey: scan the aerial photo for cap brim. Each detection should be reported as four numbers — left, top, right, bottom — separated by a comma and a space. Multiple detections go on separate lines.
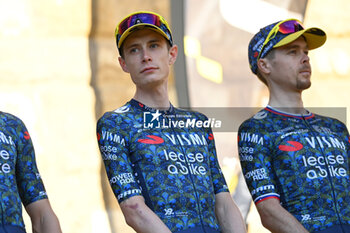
274, 27, 327, 50
117, 24, 170, 48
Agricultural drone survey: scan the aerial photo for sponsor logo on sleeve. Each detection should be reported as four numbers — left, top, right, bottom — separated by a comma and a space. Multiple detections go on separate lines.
245, 168, 268, 181
0, 132, 14, 145
99, 131, 125, 146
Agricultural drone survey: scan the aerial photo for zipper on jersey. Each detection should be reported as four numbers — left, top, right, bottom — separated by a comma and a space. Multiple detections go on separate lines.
301, 116, 345, 233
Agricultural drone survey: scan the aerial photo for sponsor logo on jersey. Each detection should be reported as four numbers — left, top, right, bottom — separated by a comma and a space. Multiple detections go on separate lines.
239, 146, 254, 161
305, 136, 345, 150
100, 131, 125, 146
278, 141, 303, 152
24, 131, 30, 140
312, 125, 334, 135
101, 152, 118, 160
164, 208, 188, 217
251, 184, 275, 195
300, 214, 326, 223
280, 129, 308, 139
245, 168, 268, 181
164, 208, 174, 216
0, 149, 11, 174
39, 191, 47, 196
0, 131, 14, 145
114, 105, 130, 113
100, 145, 118, 153
302, 154, 347, 179
253, 111, 267, 120
240, 132, 264, 145
165, 133, 207, 146
138, 135, 164, 144
164, 149, 207, 176
117, 189, 142, 200
110, 173, 135, 185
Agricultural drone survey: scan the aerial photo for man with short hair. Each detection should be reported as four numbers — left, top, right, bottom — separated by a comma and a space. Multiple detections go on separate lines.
238, 19, 350, 233
97, 11, 246, 233
0, 113, 61, 233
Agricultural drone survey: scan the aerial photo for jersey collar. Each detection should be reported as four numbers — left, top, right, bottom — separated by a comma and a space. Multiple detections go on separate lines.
129, 99, 175, 114
265, 105, 314, 120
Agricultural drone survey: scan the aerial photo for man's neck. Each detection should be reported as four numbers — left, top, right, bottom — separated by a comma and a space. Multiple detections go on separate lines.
133, 85, 170, 110
268, 91, 307, 114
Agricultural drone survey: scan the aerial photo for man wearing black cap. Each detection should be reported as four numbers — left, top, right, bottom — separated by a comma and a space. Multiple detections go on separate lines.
97, 11, 246, 233
238, 19, 350, 233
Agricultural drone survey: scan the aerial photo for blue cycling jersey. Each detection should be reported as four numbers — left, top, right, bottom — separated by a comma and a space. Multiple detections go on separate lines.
238, 106, 350, 233
97, 99, 229, 233
0, 112, 47, 231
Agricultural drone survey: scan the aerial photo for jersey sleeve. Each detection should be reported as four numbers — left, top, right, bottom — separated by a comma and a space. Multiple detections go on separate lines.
336, 120, 350, 173
97, 113, 142, 203
15, 120, 47, 206
237, 119, 280, 204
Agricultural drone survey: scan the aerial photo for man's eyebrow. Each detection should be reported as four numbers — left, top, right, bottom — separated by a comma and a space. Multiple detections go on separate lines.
124, 43, 139, 50
148, 38, 162, 43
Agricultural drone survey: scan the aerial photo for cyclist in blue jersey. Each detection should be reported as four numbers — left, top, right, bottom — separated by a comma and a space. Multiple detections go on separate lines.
238, 19, 350, 233
97, 11, 246, 233
0, 112, 61, 233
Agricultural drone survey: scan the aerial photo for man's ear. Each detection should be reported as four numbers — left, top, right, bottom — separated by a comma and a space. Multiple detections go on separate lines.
118, 56, 130, 73
257, 58, 271, 75
168, 45, 178, 65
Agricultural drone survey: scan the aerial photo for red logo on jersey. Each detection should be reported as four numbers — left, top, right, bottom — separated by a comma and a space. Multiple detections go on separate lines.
278, 141, 303, 152
97, 133, 101, 141
138, 135, 164, 144
24, 131, 30, 140
208, 133, 214, 141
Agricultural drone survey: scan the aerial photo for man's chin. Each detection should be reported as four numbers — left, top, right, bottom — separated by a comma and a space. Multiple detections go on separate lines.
297, 80, 311, 90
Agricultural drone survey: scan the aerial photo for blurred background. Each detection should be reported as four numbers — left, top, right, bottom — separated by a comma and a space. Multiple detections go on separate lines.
0, 0, 350, 232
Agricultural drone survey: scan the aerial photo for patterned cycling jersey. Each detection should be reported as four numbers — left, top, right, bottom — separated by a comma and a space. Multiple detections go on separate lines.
97, 99, 229, 233
0, 112, 47, 231
238, 106, 350, 233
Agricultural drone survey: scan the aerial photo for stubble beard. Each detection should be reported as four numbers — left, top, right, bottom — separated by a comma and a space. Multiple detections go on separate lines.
296, 76, 311, 90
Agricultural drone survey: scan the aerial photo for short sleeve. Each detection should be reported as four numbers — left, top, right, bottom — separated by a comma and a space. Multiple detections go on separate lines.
238, 119, 280, 204
15, 120, 47, 206
97, 113, 142, 203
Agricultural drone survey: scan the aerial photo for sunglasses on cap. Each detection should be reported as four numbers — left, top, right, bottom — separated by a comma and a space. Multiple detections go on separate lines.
115, 11, 173, 49
258, 19, 304, 59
